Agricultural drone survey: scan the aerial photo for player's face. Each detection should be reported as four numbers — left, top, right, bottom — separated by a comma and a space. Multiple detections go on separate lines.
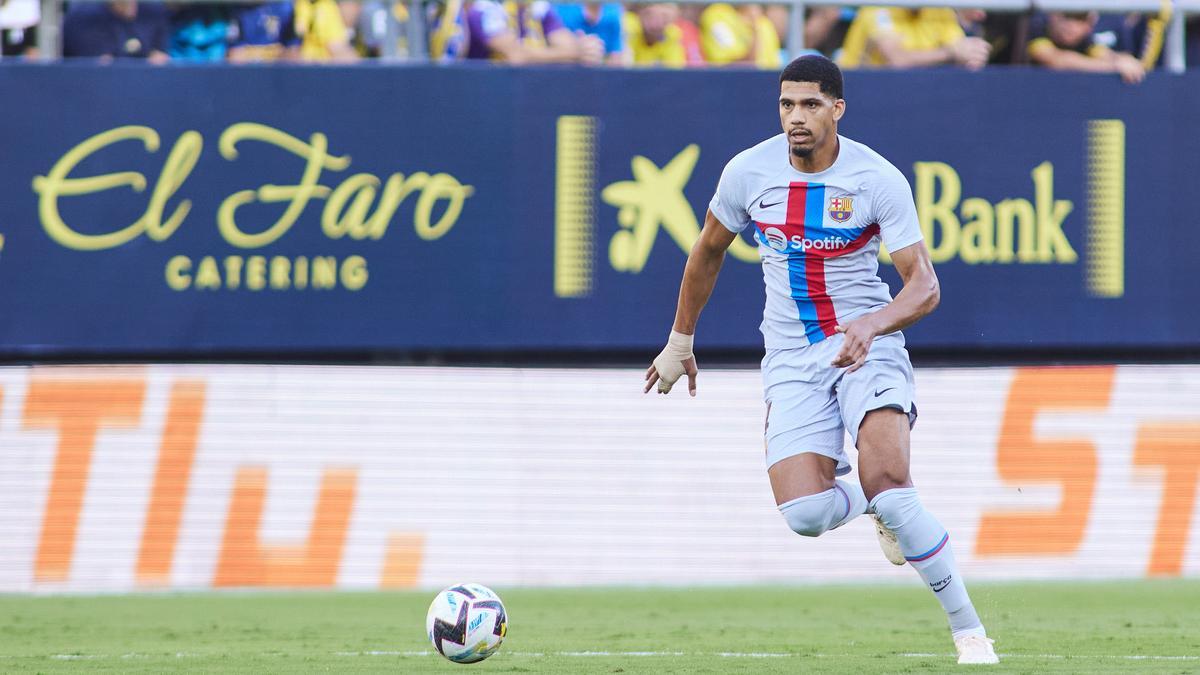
779, 81, 844, 159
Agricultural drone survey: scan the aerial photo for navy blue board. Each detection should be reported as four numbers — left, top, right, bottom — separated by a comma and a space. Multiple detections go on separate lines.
0, 64, 1196, 355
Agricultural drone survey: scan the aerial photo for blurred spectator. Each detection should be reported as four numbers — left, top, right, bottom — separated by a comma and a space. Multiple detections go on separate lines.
699, 3, 780, 68
1, 0, 38, 58
957, 9, 1022, 64
839, 7, 989, 70
765, 4, 787, 56
292, 0, 359, 61
354, 0, 410, 58
623, 3, 685, 67
1027, 12, 1144, 84
803, 6, 852, 59
227, 1, 298, 62
558, 3, 627, 65
428, 0, 466, 60
674, 3, 705, 65
63, 1, 169, 63
1189, 16, 1200, 68
169, 5, 230, 62
1093, 12, 1167, 69
459, 0, 604, 65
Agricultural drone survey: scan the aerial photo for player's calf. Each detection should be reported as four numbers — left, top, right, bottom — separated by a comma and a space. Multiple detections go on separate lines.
778, 480, 867, 537
870, 487, 989, 644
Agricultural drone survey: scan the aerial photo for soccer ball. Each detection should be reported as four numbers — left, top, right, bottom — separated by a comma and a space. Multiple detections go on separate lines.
426, 583, 508, 663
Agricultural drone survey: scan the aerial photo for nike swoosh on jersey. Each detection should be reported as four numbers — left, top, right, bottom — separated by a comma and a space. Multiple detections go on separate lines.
758, 199, 784, 209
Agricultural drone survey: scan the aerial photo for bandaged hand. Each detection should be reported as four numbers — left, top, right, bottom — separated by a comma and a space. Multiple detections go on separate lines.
644, 330, 698, 396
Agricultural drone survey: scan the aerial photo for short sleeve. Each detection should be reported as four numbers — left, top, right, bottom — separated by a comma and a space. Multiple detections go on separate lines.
873, 168, 924, 252
600, 4, 624, 53
476, 2, 508, 39
708, 158, 751, 234
535, 2, 566, 36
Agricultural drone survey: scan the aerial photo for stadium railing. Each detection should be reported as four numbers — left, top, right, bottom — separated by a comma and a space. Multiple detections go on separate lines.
24, 0, 1196, 71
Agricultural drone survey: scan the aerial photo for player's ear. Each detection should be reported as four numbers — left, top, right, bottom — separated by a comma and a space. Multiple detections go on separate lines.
832, 98, 846, 121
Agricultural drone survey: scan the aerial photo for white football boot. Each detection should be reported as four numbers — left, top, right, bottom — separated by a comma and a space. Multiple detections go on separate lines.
955, 635, 999, 665
872, 514, 906, 566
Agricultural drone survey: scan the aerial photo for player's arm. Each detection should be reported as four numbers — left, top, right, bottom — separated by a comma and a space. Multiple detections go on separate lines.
831, 241, 940, 372
643, 210, 737, 396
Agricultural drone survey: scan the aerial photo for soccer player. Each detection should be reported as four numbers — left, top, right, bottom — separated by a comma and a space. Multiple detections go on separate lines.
644, 55, 998, 665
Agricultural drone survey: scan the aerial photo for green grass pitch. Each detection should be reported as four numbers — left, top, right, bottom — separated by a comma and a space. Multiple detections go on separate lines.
1, 581, 1197, 673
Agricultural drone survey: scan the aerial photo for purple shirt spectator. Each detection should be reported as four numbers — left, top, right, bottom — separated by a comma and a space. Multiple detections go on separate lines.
465, 0, 565, 59
63, 1, 169, 59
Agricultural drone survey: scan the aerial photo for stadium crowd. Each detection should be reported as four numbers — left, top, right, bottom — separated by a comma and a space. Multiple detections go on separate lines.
1, 0, 1196, 78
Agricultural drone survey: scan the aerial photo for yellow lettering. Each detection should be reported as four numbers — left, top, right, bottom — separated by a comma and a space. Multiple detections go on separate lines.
246, 256, 267, 290
413, 173, 475, 241
340, 255, 368, 290
270, 256, 290, 289
195, 256, 221, 290
367, 174, 427, 239
1033, 161, 1077, 263
996, 198, 1036, 263
33, 126, 157, 251
322, 174, 382, 240
143, 131, 202, 242
224, 256, 243, 290
294, 256, 309, 290
312, 257, 337, 289
216, 123, 351, 248
33, 127, 202, 252
913, 162, 960, 263
959, 198, 994, 264
165, 256, 192, 290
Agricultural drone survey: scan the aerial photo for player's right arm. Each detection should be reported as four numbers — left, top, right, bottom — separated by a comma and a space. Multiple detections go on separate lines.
643, 210, 738, 396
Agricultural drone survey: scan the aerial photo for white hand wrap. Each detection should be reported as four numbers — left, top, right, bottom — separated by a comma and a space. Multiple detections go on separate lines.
652, 330, 694, 393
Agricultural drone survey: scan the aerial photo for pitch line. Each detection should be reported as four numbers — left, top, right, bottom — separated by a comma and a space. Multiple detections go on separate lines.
902, 653, 1200, 661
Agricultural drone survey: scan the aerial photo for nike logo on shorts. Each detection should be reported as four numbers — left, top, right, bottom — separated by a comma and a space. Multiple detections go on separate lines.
874, 387, 895, 398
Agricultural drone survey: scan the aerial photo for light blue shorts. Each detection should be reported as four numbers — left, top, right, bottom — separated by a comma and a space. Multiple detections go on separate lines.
762, 331, 918, 474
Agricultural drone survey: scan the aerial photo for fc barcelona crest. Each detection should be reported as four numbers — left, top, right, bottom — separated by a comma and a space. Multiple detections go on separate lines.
829, 196, 854, 222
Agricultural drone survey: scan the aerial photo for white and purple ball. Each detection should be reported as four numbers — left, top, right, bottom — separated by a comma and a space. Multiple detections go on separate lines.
426, 583, 508, 664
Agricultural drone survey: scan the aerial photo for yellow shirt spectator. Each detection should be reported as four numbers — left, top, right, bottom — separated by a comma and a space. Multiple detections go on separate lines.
293, 0, 356, 61
699, 3, 780, 68
624, 10, 686, 67
839, 7, 965, 68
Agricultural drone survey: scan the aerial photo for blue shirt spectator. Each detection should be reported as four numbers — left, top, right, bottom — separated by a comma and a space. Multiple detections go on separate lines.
227, 2, 299, 62
556, 3, 624, 60
169, 6, 230, 62
63, 1, 169, 61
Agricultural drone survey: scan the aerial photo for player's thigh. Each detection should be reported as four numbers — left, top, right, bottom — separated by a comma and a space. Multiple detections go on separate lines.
855, 408, 913, 500
762, 346, 846, 505
835, 333, 917, 499
767, 451, 838, 505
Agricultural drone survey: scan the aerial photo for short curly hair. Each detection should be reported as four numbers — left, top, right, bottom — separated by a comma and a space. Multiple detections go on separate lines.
779, 55, 844, 100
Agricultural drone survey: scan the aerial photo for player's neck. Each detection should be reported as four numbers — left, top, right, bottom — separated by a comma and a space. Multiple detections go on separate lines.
789, 135, 840, 174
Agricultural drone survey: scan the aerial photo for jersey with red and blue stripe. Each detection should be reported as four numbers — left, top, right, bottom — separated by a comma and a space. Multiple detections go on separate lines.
709, 134, 924, 350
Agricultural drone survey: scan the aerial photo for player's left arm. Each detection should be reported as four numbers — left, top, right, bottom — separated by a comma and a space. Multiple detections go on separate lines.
832, 166, 939, 372
831, 242, 939, 372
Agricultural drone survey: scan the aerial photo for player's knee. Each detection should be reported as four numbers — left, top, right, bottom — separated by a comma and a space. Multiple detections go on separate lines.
861, 474, 910, 503
778, 491, 836, 537
869, 486, 924, 531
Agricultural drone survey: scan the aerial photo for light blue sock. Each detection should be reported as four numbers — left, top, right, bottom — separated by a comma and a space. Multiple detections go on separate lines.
871, 487, 985, 639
